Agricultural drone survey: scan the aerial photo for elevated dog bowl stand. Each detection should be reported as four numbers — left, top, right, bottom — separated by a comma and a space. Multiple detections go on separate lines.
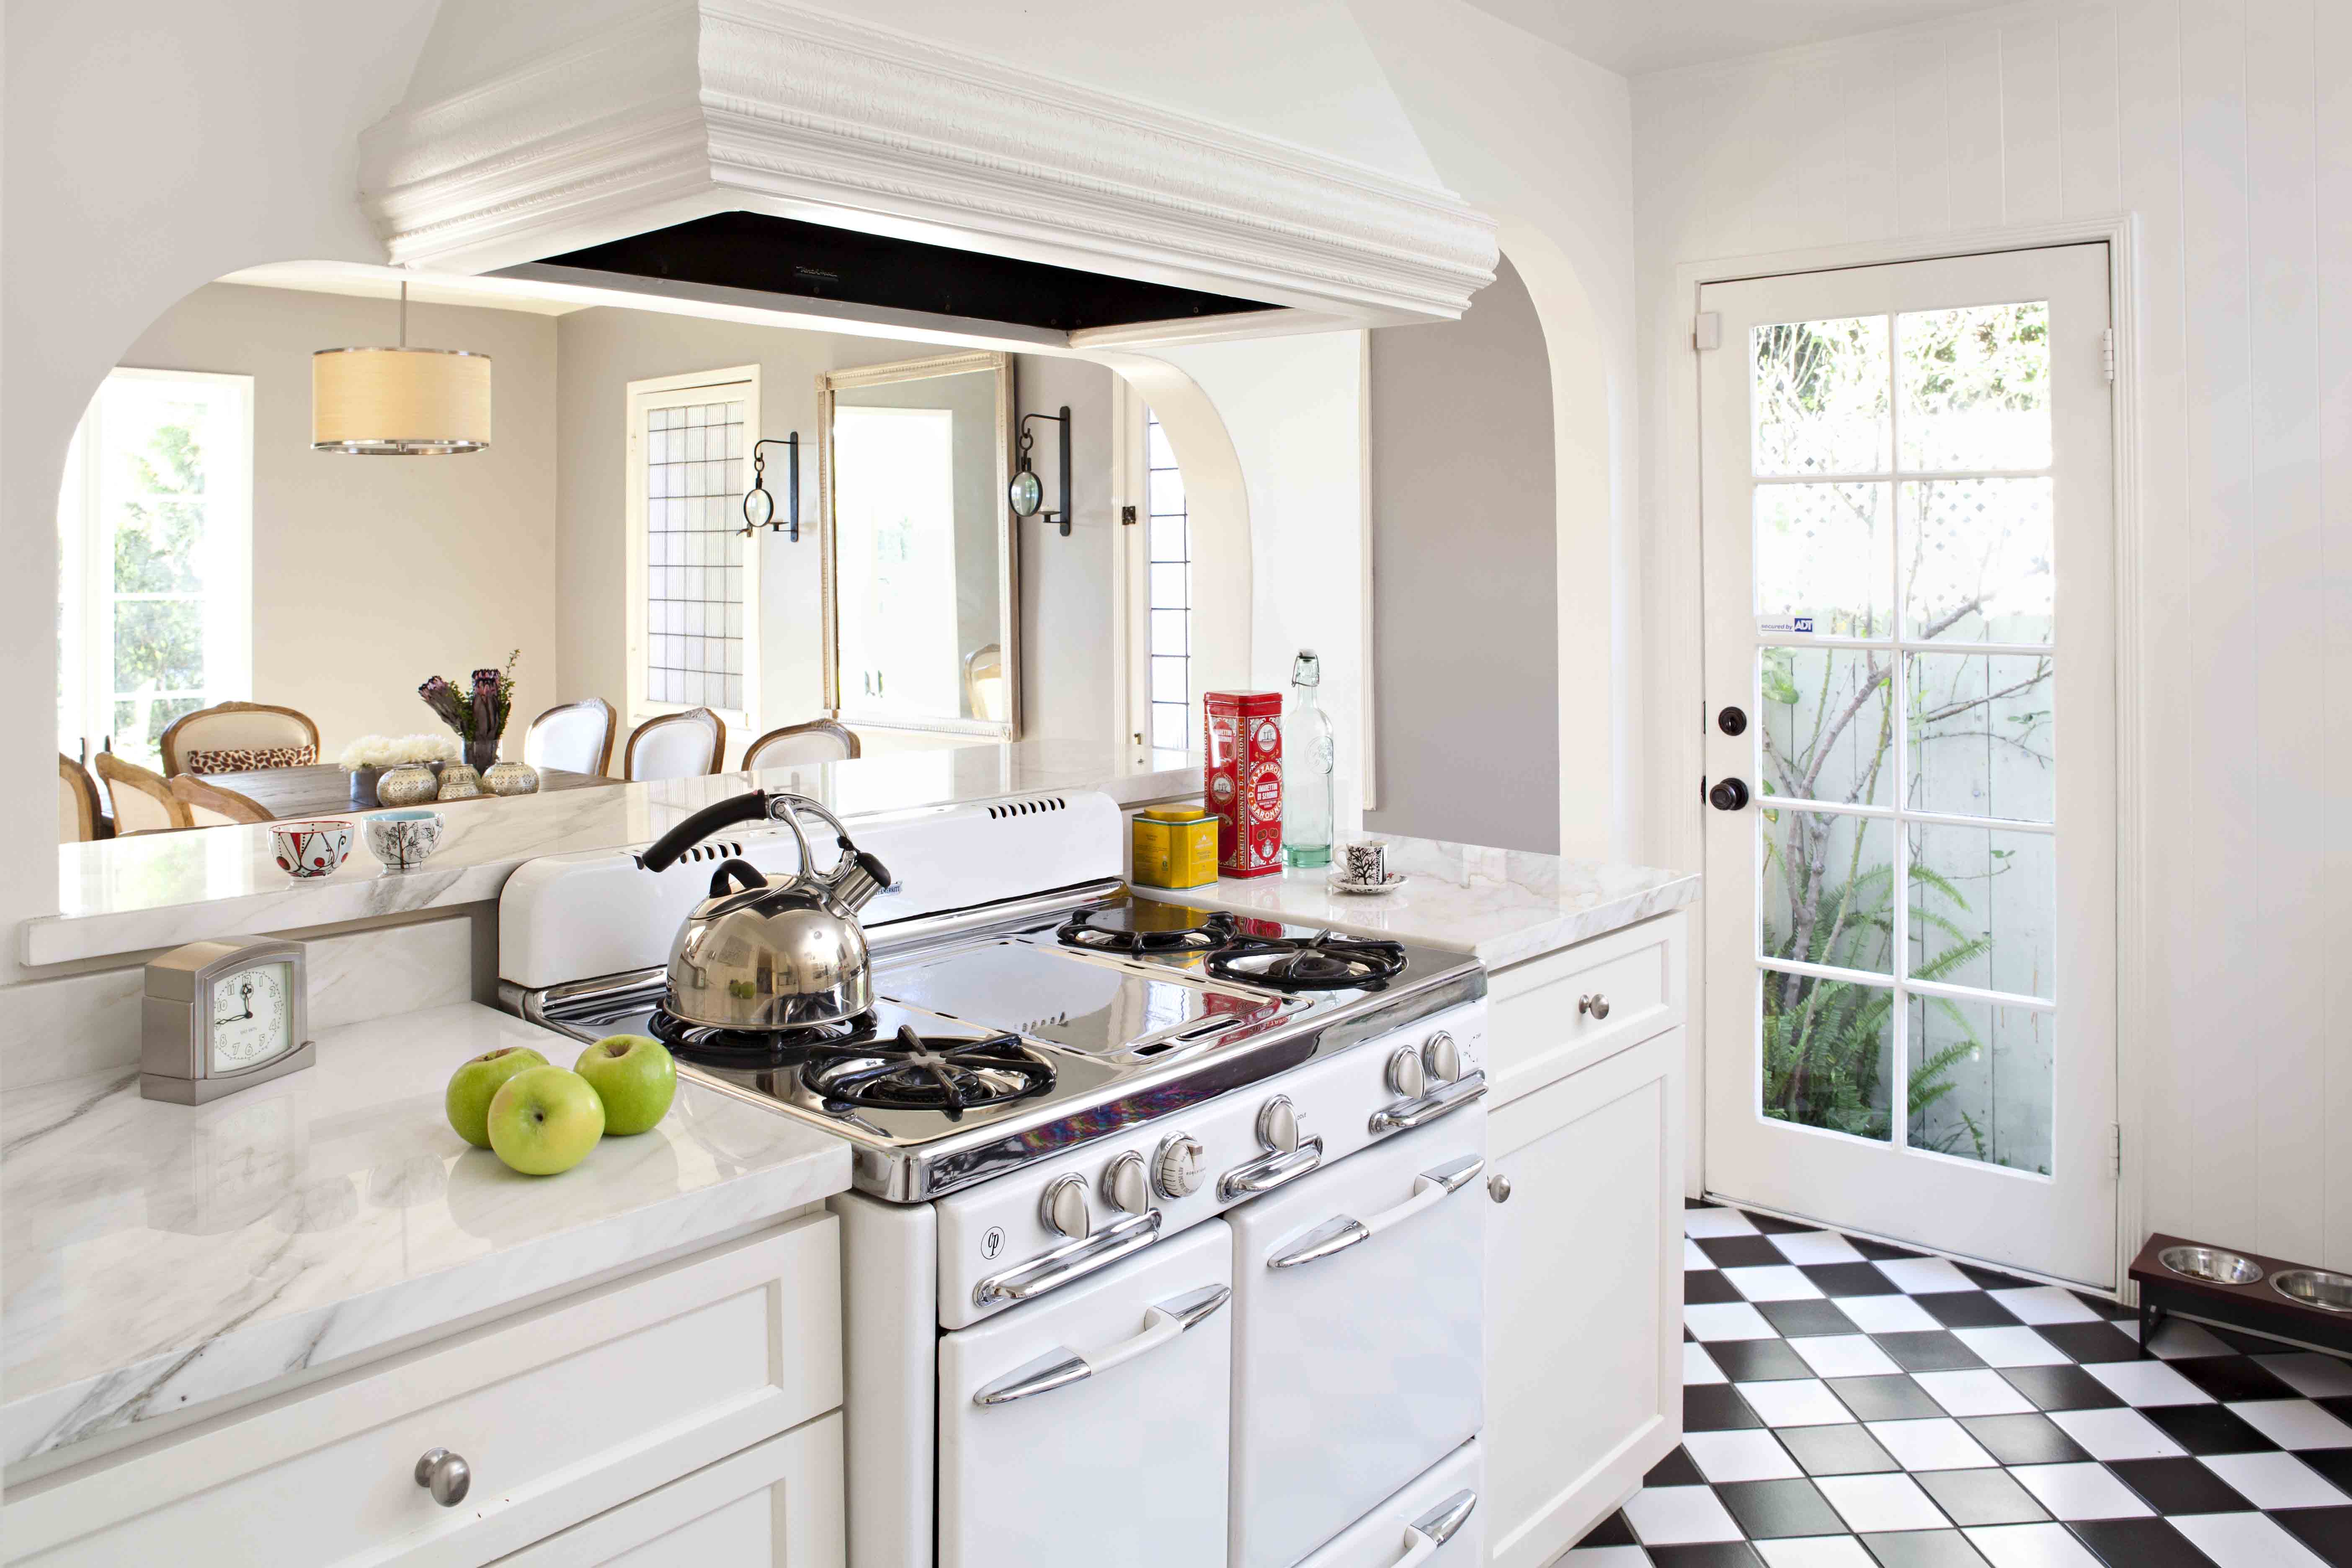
2130, 1232, 2352, 1359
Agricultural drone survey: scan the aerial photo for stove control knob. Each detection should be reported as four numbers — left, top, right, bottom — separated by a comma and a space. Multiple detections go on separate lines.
1153, 1133, 1206, 1199
1103, 1152, 1150, 1215
1040, 1174, 1091, 1240
1257, 1096, 1302, 1155
1386, 1046, 1428, 1099
1422, 1031, 1463, 1085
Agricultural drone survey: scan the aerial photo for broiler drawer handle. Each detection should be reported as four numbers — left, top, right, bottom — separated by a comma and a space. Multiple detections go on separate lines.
972, 1283, 1230, 1405
971, 1207, 1162, 1308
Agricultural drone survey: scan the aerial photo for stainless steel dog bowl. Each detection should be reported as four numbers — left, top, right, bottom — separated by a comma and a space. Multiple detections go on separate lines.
2271, 1268, 2352, 1313
2159, 1245, 2262, 1285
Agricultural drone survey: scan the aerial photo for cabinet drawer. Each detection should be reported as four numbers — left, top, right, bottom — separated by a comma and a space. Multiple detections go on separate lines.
1487, 911, 1685, 1104
6, 1215, 841, 1568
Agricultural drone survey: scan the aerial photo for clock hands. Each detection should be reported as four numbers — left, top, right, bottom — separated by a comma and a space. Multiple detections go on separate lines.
213, 978, 255, 1028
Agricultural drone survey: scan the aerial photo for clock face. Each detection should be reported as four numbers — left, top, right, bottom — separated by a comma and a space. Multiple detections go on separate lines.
210, 959, 294, 1073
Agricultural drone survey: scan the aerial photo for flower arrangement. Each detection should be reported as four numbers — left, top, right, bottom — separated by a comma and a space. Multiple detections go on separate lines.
337, 733, 461, 771
420, 651, 521, 768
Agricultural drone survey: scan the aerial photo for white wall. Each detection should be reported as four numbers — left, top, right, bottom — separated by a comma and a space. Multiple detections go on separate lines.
1634, 0, 2352, 1268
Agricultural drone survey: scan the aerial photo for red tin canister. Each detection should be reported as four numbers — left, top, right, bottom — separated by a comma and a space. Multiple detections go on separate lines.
1204, 691, 1283, 877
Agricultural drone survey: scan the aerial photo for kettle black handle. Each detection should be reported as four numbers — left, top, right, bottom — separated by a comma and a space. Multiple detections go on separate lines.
636, 791, 776, 873
709, 858, 766, 897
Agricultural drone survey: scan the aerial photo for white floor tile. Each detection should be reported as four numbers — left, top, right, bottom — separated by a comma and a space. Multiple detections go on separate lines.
1685, 1341, 1728, 1385
1834, 1293, 1944, 1334
1685, 1302, 1779, 1341
1875, 1257, 1978, 1295
1912, 1369, 2037, 1417
1771, 1230, 1866, 1266
1683, 1428, 1804, 1483
1865, 1417, 1999, 1471
1685, 1238, 1716, 1271
1724, 1264, 1828, 1302
2146, 1321, 2234, 1360
1792, 1334, 1902, 1380
2167, 1511, 2329, 1568
1622, 1483, 1743, 1545
1814, 1473, 1950, 1532
2256, 1352, 2352, 1399
2084, 1357, 2215, 1407
1563, 1547, 1651, 1567
1739, 1378, 1861, 1427
2199, 1451, 2352, 1510
1756, 1537, 1877, 1568
1686, 1207, 1763, 1239
1987, 1287, 2103, 1325
2007, 1462, 2155, 1521
2045, 1407, 2187, 1461
1951, 1327, 2069, 1368
2228, 1398, 2352, 1450
1963, 1522, 2107, 1568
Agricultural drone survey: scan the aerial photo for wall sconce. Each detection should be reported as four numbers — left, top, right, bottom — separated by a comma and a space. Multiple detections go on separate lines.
1009, 405, 1072, 536
740, 434, 801, 541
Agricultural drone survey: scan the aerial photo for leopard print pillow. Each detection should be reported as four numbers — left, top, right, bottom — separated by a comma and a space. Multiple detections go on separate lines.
184, 745, 317, 774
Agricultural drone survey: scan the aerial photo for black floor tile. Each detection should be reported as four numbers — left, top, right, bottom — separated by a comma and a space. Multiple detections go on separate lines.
1761, 1299, 1864, 1337
1920, 1291, 2025, 1329
2071, 1290, 2136, 1321
2068, 1516, 2222, 1567
1645, 1445, 1707, 1488
1687, 1196, 1722, 1210
1748, 1212, 1815, 1235
1707, 1338, 1817, 1382
1827, 1374, 1945, 1421
1859, 1528, 1993, 1567
2275, 1504, 2352, 1567
2143, 1402, 2280, 1455
2296, 1448, 2352, 1493
1701, 1234, 1797, 1269
1804, 1262, 1903, 1297
2036, 1320, 2143, 1363
1962, 1413, 2095, 1466
1914, 1466, 2052, 1526
2146, 1320, 2232, 1359
2317, 1395, 2352, 1428
1687, 1269, 1748, 1304
1779, 1422, 1903, 1475
1998, 1364, 2129, 1412
1686, 1384, 1766, 1431
1649, 1545, 1767, 1568
1875, 1330, 1990, 1372
1574, 1510, 1637, 1548
1854, 1237, 1926, 1261
1958, 1262, 2037, 1291
2212, 1324, 2308, 1355
1715, 1478, 1847, 1539
2106, 1457, 2256, 1514
2174, 1354, 2298, 1403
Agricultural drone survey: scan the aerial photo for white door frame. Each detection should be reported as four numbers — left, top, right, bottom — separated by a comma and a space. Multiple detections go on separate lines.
1657, 214, 2148, 1298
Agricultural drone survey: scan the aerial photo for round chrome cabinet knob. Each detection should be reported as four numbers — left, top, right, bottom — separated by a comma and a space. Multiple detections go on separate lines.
1488, 1174, 1512, 1204
1041, 1173, 1091, 1239
1386, 1046, 1428, 1099
1103, 1152, 1150, 1215
415, 1447, 471, 1508
1422, 1031, 1462, 1084
1579, 993, 1612, 1021
1257, 1096, 1301, 1155
1154, 1132, 1206, 1199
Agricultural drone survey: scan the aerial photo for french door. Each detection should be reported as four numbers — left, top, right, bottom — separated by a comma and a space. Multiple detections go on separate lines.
1698, 244, 2117, 1287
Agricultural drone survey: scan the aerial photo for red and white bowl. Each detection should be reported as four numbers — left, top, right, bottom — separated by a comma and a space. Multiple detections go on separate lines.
270, 819, 355, 879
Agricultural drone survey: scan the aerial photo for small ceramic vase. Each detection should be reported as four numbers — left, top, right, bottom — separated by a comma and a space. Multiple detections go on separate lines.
270, 820, 355, 879
484, 760, 540, 797
376, 761, 440, 807
364, 809, 444, 871
436, 763, 483, 802
347, 766, 384, 807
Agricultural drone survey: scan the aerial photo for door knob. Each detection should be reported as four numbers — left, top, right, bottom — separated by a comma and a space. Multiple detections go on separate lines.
414, 1447, 471, 1508
1709, 777, 1750, 812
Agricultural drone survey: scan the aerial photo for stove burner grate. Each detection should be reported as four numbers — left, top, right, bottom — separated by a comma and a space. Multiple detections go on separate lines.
1054, 907, 1240, 957
1204, 931, 1407, 992
648, 1007, 878, 1065
802, 1025, 1054, 1120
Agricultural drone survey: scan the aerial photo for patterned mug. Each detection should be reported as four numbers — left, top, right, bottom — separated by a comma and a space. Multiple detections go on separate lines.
1341, 840, 1389, 886
363, 809, 444, 872
270, 820, 355, 879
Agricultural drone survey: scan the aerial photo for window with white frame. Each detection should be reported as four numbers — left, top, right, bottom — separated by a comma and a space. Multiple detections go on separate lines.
626, 369, 760, 738
57, 368, 254, 770
1142, 408, 1191, 753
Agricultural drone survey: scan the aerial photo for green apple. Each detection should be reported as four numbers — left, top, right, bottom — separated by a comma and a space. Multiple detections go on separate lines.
486, 1066, 606, 1176
575, 1034, 678, 1136
445, 1045, 549, 1148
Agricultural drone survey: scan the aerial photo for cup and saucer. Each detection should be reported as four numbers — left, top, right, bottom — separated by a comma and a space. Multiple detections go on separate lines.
1328, 840, 1408, 897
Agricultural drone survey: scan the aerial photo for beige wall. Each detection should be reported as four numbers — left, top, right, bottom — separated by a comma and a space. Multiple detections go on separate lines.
120, 283, 561, 757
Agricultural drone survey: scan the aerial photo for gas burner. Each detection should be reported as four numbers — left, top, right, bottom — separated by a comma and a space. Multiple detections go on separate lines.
1204, 931, 1408, 992
803, 1025, 1055, 1120
649, 1007, 878, 1065
1055, 906, 1240, 957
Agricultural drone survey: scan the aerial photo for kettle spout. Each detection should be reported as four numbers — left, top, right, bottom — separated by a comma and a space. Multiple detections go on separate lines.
830, 851, 894, 914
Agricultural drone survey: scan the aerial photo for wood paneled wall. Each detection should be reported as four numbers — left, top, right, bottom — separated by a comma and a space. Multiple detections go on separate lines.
1635, 0, 2352, 1269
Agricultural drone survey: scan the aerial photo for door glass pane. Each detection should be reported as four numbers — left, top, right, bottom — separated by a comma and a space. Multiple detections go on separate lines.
645, 399, 747, 715
1907, 824, 2055, 999
1751, 317, 1890, 476
1897, 302, 2052, 471
1907, 652, 2056, 823
1902, 478, 2055, 643
1759, 647, 1895, 807
1909, 994, 2052, 1175
1755, 483, 1893, 637
1761, 808, 1897, 975
1761, 968, 1894, 1144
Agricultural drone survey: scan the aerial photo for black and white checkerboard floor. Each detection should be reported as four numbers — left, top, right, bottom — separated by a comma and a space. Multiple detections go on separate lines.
1565, 1200, 2352, 1568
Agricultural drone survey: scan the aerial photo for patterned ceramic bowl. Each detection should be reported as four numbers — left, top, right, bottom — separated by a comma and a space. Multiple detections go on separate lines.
364, 809, 445, 872
271, 819, 355, 879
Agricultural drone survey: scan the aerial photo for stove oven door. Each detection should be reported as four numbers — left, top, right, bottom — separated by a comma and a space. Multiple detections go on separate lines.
1227, 1117, 1487, 1568
936, 1219, 1232, 1568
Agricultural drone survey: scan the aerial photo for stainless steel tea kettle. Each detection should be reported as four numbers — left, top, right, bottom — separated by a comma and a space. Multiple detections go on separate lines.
636, 791, 893, 1031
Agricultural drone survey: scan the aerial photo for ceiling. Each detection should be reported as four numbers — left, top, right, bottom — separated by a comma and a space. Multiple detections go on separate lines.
1457, 0, 2042, 76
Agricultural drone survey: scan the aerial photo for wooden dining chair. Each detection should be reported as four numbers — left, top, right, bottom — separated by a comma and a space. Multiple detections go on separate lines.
624, 708, 727, 781
58, 754, 111, 843
94, 752, 193, 833
160, 700, 322, 775
524, 696, 618, 777
170, 773, 274, 826
743, 719, 861, 771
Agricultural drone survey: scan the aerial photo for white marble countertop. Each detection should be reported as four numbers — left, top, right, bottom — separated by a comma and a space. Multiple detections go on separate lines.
1137, 836, 1699, 969
30, 741, 1198, 967
0, 1002, 851, 1469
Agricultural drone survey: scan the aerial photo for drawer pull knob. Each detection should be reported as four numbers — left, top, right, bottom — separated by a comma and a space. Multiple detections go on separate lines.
415, 1447, 472, 1508
1488, 1174, 1512, 1203
1579, 993, 1611, 1021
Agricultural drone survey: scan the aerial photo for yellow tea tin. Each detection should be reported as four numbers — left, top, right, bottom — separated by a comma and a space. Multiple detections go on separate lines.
1132, 806, 1219, 889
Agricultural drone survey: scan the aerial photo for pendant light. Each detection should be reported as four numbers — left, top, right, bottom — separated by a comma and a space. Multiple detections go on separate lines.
312, 282, 492, 454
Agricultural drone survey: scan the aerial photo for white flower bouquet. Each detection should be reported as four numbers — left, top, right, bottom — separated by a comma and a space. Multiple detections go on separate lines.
338, 733, 462, 771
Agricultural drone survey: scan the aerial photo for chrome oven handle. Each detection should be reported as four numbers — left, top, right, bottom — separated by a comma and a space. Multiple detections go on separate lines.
1219, 1135, 1325, 1202
1369, 1070, 1488, 1135
971, 1208, 1162, 1309
1266, 1156, 1485, 1270
1392, 1490, 1478, 1565
972, 1283, 1230, 1406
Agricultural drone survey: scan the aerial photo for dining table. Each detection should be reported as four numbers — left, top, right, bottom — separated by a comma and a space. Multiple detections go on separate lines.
194, 763, 624, 822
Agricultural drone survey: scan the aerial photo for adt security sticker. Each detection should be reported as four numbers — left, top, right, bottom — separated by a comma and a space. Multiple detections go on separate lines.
1757, 613, 1816, 637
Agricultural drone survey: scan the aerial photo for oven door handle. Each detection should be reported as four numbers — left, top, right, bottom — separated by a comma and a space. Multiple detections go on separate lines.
1266, 1155, 1485, 1271
971, 1283, 1230, 1406
971, 1208, 1163, 1308
1391, 1489, 1478, 1565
